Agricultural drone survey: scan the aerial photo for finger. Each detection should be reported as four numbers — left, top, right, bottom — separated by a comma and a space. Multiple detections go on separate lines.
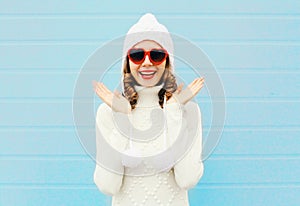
92, 80, 97, 89
95, 83, 105, 95
188, 78, 200, 88
94, 83, 103, 92
95, 88, 112, 107
198, 77, 205, 85
189, 78, 204, 95
101, 83, 114, 95
195, 77, 204, 86
95, 85, 109, 99
94, 81, 103, 91
188, 78, 201, 90
100, 82, 109, 92
195, 80, 204, 90
98, 83, 111, 96
199, 77, 205, 83
94, 86, 104, 98
193, 80, 205, 94
194, 79, 204, 90
196, 77, 204, 84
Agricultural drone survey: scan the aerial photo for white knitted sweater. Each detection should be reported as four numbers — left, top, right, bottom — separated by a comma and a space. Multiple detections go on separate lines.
94, 85, 204, 206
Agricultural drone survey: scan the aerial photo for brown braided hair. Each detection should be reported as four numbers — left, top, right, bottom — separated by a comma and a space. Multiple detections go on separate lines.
122, 56, 178, 110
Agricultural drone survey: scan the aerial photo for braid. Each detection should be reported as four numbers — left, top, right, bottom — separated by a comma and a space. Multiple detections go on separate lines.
157, 68, 178, 108
158, 88, 166, 109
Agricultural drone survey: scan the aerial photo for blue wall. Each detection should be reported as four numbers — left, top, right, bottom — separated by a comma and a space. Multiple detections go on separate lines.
1, 1, 300, 205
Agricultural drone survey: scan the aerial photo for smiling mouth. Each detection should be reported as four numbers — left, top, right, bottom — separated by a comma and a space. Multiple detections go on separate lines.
139, 70, 157, 79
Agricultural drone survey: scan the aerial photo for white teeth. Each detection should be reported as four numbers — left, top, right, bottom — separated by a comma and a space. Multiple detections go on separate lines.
139, 71, 156, 75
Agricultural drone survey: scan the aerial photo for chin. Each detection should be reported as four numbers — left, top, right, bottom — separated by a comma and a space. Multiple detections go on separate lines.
137, 79, 159, 87
141, 83, 155, 87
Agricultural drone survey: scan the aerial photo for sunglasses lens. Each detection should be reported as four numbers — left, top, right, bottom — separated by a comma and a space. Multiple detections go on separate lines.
150, 49, 167, 63
128, 49, 145, 63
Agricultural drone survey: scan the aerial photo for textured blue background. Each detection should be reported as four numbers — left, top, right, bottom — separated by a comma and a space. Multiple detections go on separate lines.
1, 1, 300, 205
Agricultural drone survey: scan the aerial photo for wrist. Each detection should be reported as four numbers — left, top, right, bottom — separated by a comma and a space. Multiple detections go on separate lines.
167, 94, 184, 105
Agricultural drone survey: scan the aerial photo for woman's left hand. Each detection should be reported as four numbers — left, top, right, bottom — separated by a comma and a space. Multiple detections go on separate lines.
168, 77, 205, 105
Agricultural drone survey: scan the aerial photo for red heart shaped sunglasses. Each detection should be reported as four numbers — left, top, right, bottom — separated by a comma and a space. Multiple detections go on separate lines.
127, 48, 168, 65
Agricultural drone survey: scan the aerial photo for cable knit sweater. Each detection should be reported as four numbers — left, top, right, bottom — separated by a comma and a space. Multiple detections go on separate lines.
94, 85, 204, 206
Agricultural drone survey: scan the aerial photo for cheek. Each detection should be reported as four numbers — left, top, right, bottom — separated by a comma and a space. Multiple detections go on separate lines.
157, 62, 166, 73
128, 62, 140, 81
129, 61, 139, 73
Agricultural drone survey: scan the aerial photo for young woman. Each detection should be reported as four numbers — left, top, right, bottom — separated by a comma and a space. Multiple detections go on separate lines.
93, 13, 205, 206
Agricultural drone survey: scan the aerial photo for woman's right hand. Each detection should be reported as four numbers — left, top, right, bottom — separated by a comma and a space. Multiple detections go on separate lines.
93, 81, 131, 114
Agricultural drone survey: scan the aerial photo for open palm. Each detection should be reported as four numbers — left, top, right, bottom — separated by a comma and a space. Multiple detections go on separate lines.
168, 77, 205, 105
93, 81, 131, 114
93, 77, 204, 112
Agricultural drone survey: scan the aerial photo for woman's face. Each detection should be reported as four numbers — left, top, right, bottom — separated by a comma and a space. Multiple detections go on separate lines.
128, 40, 167, 87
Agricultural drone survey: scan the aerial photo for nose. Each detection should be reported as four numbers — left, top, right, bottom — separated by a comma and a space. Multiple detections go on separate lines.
141, 54, 152, 67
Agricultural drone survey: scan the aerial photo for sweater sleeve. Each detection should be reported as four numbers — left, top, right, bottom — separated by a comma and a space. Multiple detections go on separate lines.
93, 103, 127, 196
165, 102, 204, 190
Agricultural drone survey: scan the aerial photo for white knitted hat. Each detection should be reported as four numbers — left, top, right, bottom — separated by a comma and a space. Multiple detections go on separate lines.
122, 13, 174, 74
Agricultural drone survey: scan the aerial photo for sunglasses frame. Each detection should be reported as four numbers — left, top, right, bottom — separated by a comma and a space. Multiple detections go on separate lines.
127, 48, 169, 65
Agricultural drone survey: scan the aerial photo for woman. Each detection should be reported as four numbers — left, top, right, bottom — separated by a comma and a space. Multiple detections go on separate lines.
93, 13, 205, 206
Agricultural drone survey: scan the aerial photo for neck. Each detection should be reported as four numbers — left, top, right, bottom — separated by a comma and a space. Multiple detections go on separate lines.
133, 84, 164, 107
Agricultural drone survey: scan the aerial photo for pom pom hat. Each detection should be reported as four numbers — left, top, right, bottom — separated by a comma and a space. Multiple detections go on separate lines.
122, 13, 175, 76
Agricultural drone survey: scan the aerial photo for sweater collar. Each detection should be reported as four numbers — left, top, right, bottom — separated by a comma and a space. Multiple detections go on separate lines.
133, 83, 164, 107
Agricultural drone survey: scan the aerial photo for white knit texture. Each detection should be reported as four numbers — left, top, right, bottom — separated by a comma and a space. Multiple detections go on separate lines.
94, 85, 204, 206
